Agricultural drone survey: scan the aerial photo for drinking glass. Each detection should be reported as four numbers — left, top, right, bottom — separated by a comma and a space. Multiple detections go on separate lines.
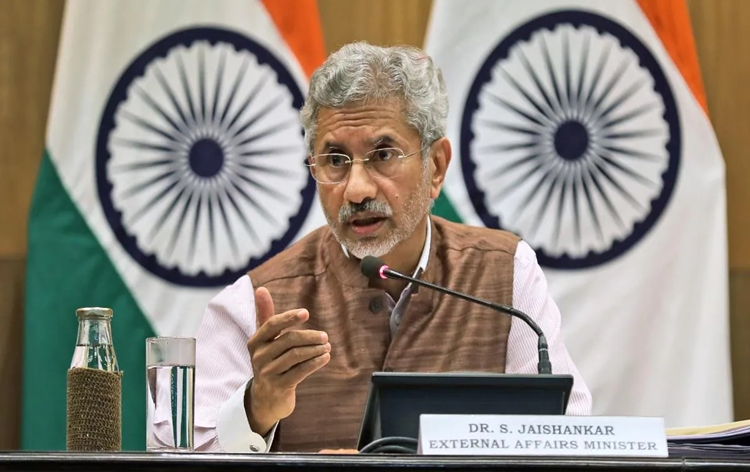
146, 336, 195, 451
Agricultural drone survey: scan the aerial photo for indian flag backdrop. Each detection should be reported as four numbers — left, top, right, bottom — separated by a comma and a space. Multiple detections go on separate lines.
426, 0, 732, 427
22, 0, 326, 450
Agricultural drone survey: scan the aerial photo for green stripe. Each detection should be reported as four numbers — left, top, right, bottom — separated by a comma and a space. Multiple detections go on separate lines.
432, 189, 463, 223
22, 151, 156, 451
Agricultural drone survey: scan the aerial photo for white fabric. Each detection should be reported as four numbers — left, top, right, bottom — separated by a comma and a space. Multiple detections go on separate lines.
49, 0, 314, 338
216, 379, 277, 452
424, 0, 732, 427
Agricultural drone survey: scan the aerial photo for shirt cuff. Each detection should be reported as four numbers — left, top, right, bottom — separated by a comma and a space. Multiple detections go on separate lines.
216, 379, 277, 452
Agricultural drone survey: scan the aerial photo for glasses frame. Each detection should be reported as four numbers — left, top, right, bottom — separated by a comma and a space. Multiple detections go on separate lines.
306, 146, 427, 185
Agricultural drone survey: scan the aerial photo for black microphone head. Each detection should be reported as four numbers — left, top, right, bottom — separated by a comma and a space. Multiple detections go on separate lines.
361, 256, 387, 280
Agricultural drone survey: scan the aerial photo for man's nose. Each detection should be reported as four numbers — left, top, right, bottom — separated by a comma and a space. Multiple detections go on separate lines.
342, 161, 378, 204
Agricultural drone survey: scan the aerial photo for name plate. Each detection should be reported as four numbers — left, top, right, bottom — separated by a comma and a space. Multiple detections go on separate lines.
418, 415, 667, 457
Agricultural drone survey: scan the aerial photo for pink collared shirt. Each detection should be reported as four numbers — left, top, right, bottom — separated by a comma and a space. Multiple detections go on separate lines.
172, 235, 592, 452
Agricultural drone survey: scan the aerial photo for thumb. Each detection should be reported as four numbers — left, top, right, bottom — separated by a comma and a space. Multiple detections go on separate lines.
254, 287, 275, 326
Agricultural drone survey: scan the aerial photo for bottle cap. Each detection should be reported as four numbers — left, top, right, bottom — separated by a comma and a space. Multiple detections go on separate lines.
76, 307, 113, 319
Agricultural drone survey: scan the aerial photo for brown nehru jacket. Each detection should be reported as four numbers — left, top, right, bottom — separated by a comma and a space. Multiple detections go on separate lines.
248, 216, 520, 451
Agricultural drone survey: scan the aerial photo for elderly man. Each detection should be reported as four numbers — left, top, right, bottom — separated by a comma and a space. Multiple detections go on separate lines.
190, 41, 591, 453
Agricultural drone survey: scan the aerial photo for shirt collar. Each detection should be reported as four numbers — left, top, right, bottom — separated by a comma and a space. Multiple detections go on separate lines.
341, 215, 432, 279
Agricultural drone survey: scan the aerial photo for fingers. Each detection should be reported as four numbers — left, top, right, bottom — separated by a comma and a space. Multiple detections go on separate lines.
261, 342, 331, 376
251, 329, 327, 367
277, 352, 331, 388
257, 329, 328, 363
249, 288, 330, 392
254, 287, 276, 326
252, 308, 310, 344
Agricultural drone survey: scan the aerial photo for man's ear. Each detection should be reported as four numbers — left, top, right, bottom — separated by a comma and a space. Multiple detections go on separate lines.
429, 137, 452, 199
307, 154, 316, 178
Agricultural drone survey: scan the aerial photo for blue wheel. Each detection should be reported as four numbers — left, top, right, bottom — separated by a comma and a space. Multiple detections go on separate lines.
461, 10, 680, 269
96, 27, 315, 287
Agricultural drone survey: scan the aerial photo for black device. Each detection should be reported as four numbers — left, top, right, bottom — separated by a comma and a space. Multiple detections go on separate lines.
356, 372, 574, 450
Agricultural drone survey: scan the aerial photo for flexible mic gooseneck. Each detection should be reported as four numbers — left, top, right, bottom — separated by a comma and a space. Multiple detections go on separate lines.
360, 255, 552, 374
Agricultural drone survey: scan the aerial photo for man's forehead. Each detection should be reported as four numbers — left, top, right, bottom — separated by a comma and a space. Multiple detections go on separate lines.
314, 102, 415, 147
316, 99, 403, 123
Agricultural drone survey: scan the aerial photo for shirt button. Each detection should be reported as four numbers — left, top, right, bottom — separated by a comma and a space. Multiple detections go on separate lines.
369, 297, 383, 313
249, 445, 260, 452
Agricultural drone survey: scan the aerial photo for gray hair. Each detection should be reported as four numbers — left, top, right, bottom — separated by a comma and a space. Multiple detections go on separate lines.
300, 41, 449, 154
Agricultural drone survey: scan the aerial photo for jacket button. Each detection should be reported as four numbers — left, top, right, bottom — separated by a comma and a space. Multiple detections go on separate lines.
369, 297, 383, 313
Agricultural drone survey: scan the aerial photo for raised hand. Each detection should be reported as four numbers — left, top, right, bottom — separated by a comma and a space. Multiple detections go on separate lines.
244, 287, 331, 435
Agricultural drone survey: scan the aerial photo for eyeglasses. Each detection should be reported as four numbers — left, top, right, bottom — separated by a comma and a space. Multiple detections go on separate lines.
307, 147, 424, 184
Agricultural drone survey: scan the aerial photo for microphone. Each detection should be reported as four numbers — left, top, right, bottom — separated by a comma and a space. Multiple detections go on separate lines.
360, 256, 552, 374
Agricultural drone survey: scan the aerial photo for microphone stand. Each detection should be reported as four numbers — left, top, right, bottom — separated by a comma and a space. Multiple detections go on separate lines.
374, 263, 552, 375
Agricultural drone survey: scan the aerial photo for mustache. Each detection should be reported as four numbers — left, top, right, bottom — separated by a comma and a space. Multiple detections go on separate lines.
338, 200, 393, 223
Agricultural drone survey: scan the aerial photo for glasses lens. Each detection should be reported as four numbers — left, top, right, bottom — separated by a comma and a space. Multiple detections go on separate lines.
314, 154, 349, 183
367, 148, 403, 178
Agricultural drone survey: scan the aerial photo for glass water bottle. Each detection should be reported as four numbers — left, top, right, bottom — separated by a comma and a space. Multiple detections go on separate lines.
66, 307, 122, 451
70, 307, 120, 371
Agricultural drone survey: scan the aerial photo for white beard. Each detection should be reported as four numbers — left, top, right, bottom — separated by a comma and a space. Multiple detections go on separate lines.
344, 231, 401, 259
